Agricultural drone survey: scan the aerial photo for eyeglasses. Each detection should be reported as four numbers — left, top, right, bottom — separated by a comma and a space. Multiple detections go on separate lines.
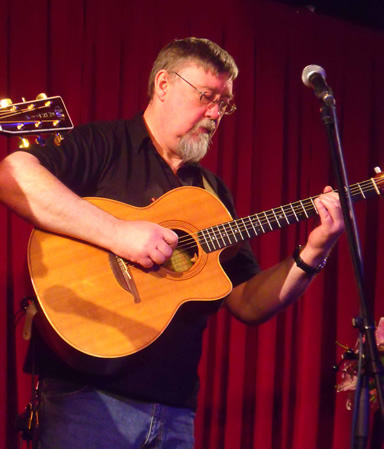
170, 71, 237, 116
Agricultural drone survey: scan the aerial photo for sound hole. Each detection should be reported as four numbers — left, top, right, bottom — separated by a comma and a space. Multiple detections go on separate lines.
163, 230, 198, 273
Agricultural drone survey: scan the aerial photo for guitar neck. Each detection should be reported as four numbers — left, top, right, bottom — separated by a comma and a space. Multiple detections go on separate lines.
198, 176, 384, 253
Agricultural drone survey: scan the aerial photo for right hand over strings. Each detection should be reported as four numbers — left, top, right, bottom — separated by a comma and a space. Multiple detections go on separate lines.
109, 220, 178, 268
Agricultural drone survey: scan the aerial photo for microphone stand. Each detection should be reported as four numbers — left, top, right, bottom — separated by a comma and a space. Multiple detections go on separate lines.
319, 101, 384, 449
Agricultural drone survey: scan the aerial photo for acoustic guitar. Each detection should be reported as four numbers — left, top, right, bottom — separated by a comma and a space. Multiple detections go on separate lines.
27, 172, 384, 374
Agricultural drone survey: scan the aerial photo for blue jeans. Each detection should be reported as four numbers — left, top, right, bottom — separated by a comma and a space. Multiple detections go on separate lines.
37, 378, 196, 449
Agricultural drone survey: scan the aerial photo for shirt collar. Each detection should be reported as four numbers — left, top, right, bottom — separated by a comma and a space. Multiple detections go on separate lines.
130, 112, 202, 176
130, 112, 152, 154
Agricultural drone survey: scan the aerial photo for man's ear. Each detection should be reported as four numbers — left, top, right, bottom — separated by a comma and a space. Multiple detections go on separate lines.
153, 70, 169, 101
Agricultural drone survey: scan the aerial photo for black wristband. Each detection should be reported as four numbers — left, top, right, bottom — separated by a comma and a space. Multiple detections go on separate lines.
292, 245, 327, 276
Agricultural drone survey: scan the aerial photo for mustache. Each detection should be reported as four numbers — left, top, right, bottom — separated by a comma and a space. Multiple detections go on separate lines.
193, 118, 216, 134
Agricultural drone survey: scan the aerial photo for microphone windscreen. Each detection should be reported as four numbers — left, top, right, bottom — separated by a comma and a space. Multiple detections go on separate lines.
302, 65, 326, 87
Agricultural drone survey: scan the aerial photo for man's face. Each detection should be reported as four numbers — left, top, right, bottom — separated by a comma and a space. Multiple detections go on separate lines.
162, 64, 234, 163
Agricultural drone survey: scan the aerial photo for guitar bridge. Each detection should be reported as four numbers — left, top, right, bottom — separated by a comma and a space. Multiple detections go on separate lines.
108, 253, 141, 303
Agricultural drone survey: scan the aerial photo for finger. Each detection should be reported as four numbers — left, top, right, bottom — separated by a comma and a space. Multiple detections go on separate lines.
316, 187, 340, 211
149, 247, 168, 266
315, 194, 339, 224
314, 197, 333, 223
138, 256, 154, 269
322, 194, 342, 216
315, 191, 344, 233
163, 228, 178, 248
323, 185, 334, 194
317, 186, 340, 210
156, 239, 174, 259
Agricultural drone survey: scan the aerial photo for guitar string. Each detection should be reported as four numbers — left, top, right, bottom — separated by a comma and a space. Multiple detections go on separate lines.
174, 179, 383, 254
0, 120, 61, 125
175, 183, 362, 248
121, 178, 383, 269
167, 179, 382, 267
0, 104, 55, 122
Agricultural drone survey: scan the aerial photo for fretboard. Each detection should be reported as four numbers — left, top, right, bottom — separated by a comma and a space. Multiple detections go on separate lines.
198, 176, 383, 253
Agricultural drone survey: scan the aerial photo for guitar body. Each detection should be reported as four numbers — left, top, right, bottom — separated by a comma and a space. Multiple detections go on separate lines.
28, 187, 233, 373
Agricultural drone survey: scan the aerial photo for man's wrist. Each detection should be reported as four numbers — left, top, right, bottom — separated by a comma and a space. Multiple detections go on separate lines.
292, 245, 328, 276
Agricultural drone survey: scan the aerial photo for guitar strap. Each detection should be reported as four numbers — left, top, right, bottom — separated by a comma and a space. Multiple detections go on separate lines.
201, 174, 240, 264
201, 174, 235, 304
202, 174, 219, 199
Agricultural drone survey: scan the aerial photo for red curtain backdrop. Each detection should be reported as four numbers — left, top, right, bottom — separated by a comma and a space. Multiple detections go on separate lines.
1, 0, 384, 448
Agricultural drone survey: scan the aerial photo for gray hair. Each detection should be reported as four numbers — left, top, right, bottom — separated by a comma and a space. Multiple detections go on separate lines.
147, 37, 238, 99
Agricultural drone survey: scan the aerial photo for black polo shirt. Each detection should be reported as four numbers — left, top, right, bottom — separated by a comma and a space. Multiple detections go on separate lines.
22, 113, 260, 409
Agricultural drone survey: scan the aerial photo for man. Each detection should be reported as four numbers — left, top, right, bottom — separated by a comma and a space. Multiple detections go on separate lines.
0, 38, 344, 448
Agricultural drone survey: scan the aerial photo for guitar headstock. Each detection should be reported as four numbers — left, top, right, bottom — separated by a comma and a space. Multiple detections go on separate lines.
0, 94, 73, 137
373, 167, 384, 197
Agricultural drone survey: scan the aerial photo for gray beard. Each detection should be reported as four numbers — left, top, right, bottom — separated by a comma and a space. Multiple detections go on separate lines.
176, 119, 216, 163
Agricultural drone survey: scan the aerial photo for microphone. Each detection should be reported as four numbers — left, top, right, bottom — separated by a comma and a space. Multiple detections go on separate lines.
302, 65, 335, 106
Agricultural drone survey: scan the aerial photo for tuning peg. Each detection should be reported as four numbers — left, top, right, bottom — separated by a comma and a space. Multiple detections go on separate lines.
18, 138, 30, 149
36, 93, 52, 107
35, 136, 46, 146
54, 133, 64, 146
374, 167, 382, 174
0, 98, 13, 108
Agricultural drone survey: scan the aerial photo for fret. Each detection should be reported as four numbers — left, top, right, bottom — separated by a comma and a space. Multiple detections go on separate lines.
371, 177, 380, 196
234, 219, 245, 240
247, 215, 258, 236
219, 223, 233, 246
203, 228, 215, 251
263, 211, 273, 231
256, 213, 266, 233
229, 223, 240, 242
222, 222, 239, 245
225, 222, 237, 244
280, 205, 291, 225
357, 183, 366, 199
276, 207, 289, 226
208, 227, 219, 250
241, 217, 252, 238
199, 229, 212, 252
310, 198, 319, 215
299, 200, 309, 218
213, 225, 226, 248
271, 209, 282, 228
289, 203, 299, 222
